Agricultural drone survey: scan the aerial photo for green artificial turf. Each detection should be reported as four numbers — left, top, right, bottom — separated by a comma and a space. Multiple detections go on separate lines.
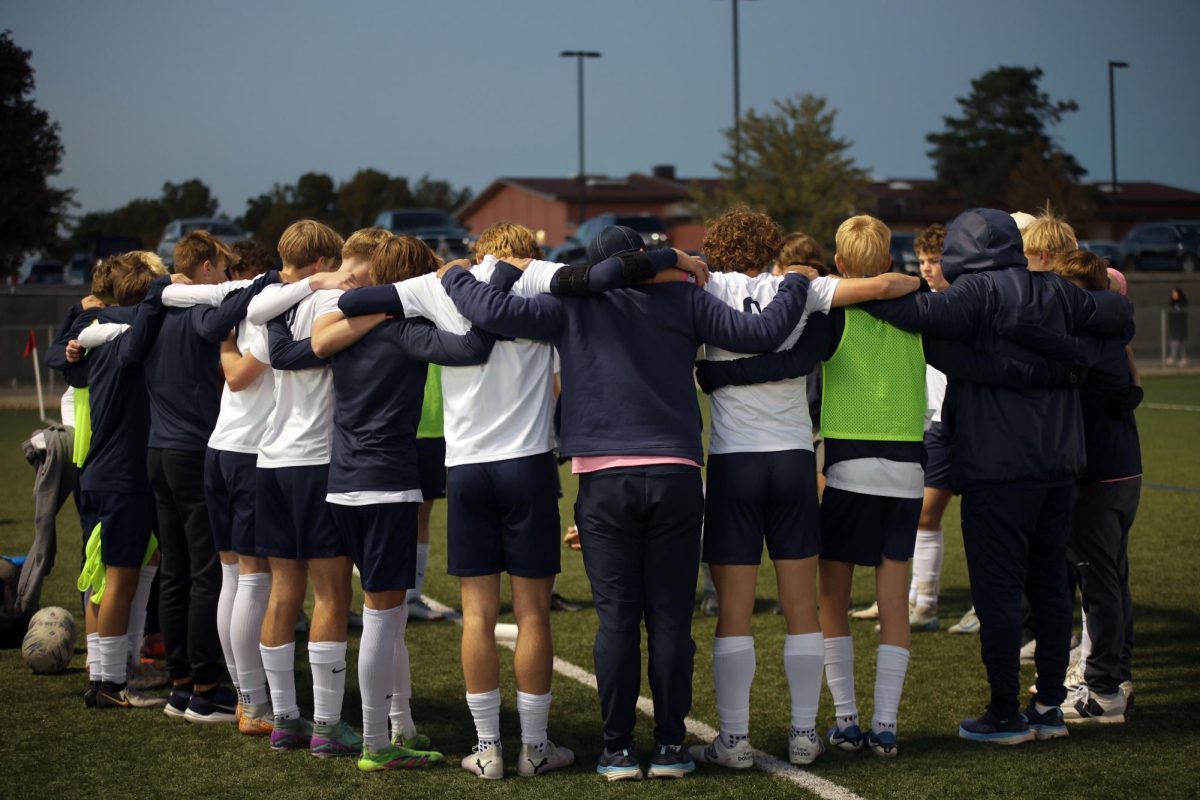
1, 376, 1198, 798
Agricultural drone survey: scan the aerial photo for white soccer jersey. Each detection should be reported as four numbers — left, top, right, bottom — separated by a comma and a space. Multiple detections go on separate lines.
702, 272, 839, 454
392, 255, 558, 466
925, 365, 947, 426
208, 319, 275, 454
255, 286, 342, 468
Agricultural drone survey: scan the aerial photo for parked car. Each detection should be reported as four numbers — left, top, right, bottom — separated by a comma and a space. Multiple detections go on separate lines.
64, 252, 96, 286
1118, 221, 1200, 272
1078, 240, 1120, 267
373, 208, 473, 260
20, 257, 65, 284
156, 218, 249, 267
889, 233, 919, 275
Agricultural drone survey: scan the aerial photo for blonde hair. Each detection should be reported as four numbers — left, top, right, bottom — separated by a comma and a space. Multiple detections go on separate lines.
1023, 213, 1077, 256
173, 229, 235, 279
1053, 250, 1108, 291
277, 219, 344, 269
473, 222, 540, 261
370, 235, 441, 285
835, 215, 891, 277
111, 251, 167, 306
776, 232, 825, 270
343, 227, 392, 262
702, 206, 782, 274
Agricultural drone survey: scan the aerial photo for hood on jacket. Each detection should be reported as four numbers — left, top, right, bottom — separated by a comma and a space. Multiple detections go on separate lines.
942, 208, 1028, 284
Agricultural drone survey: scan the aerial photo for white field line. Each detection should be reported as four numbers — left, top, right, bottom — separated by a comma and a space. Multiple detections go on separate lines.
1144, 402, 1200, 412
419, 594, 867, 800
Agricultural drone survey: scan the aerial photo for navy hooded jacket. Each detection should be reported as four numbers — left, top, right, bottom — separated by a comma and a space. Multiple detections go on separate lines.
860, 209, 1133, 489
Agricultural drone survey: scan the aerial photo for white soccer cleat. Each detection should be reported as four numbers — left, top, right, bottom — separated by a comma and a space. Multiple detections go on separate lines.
462, 743, 504, 779
1019, 638, 1037, 664
407, 596, 445, 621
687, 735, 754, 770
517, 741, 574, 776
850, 601, 879, 620
788, 729, 825, 766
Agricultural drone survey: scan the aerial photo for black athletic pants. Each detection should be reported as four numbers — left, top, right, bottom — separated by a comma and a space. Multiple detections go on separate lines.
1069, 478, 1140, 694
148, 448, 223, 685
961, 483, 1075, 719
575, 465, 704, 751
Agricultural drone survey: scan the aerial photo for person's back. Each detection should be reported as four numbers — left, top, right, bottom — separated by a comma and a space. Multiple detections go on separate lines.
81, 317, 153, 494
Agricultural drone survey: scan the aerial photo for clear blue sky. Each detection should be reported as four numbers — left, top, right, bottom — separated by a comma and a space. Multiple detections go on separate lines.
9, 0, 1199, 218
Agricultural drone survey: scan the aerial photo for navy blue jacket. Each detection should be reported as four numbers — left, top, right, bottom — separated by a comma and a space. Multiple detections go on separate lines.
75, 278, 171, 493
859, 209, 1133, 489
1077, 336, 1142, 484
138, 273, 280, 451
442, 266, 810, 465
328, 320, 497, 493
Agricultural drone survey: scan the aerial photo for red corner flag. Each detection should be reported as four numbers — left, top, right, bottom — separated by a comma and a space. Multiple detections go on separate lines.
22, 329, 36, 359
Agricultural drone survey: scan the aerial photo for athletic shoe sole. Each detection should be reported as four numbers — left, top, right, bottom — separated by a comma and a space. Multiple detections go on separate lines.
958, 726, 1035, 745
1030, 723, 1069, 740
646, 763, 695, 779
184, 708, 237, 723
1065, 713, 1125, 725
163, 704, 188, 719
596, 765, 643, 782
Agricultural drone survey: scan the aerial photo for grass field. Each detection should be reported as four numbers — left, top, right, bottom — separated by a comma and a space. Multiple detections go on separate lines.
1, 376, 1199, 799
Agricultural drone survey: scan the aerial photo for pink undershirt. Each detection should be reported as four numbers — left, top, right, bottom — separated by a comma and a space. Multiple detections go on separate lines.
572, 455, 702, 474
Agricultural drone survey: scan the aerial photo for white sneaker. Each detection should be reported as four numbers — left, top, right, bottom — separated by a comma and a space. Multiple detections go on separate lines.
788, 729, 825, 766
462, 743, 504, 779
948, 607, 980, 634
407, 596, 445, 621
687, 735, 754, 770
517, 741, 574, 776
909, 605, 939, 632
1061, 684, 1126, 724
1019, 639, 1037, 664
850, 601, 879, 620
125, 685, 168, 708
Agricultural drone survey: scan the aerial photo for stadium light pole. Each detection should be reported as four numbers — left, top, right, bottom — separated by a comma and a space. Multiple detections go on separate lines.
561, 50, 601, 227
730, 0, 757, 178
1108, 60, 1129, 241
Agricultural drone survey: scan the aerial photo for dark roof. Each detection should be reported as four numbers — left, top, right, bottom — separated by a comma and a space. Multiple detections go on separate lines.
1092, 181, 1200, 203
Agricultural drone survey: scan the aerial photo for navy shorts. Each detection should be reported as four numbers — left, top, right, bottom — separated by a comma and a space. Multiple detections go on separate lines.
331, 502, 419, 592
204, 448, 258, 555
704, 449, 821, 565
923, 422, 952, 491
820, 486, 921, 566
446, 451, 561, 578
416, 437, 447, 501
255, 465, 344, 560
79, 490, 155, 569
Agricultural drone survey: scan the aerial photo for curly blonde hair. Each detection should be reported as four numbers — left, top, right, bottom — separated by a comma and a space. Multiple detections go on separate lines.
473, 222, 540, 262
370, 235, 441, 285
702, 206, 782, 273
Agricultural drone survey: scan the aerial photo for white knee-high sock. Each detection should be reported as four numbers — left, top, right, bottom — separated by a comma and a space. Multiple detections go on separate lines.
260, 641, 298, 721
466, 688, 501, 747
217, 563, 240, 690
232, 572, 271, 706
86, 632, 101, 679
910, 530, 944, 611
390, 602, 416, 740
873, 644, 910, 733
413, 544, 430, 598
309, 640, 348, 727
124, 564, 157, 665
360, 605, 402, 752
713, 635, 755, 742
783, 633, 824, 733
517, 691, 552, 747
98, 634, 128, 684
824, 636, 858, 728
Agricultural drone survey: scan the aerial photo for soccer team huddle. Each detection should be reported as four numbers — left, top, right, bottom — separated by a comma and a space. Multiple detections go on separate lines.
46, 202, 1140, 781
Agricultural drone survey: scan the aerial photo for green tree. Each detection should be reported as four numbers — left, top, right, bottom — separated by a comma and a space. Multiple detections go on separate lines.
0, 30, 73, 276
65, 178, 219, 255
927, 66, 1085, 209
161, 178, 218, 220
691, 93, 867, 245
337, 169, 413, 231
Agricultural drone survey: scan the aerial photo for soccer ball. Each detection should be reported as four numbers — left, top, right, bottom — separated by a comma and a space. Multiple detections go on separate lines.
30, 606, 76, 638
21, 618, 76, 674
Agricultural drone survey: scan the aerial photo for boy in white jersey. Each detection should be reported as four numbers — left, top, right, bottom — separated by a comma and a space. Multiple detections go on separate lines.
339, 222, 571, 779
243, 220, 363, 755
689, 209, 919, 768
